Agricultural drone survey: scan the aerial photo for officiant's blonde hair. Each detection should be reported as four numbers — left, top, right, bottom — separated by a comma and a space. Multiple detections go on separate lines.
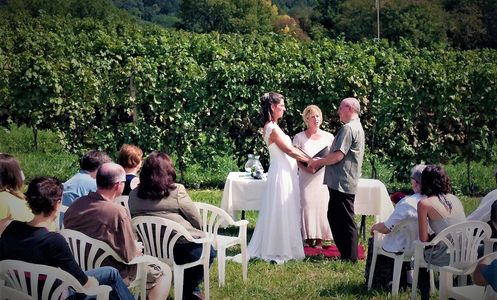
302, 105, 323, 126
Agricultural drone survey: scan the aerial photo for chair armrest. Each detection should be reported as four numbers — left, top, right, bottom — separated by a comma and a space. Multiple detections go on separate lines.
413, 240, 432, 248
412, 240, 432, 265
372, 231, 384, 248
127, 255, 158, 265
439, 265, 474, 276
484, 238, 497, 255
192, 237, 213, 245
233, 220, 249, 227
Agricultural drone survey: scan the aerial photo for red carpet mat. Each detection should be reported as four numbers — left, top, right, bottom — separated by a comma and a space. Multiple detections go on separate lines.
304, 244, 365, 260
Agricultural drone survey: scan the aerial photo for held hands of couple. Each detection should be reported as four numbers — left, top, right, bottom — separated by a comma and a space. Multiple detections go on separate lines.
307, 157, 322, 171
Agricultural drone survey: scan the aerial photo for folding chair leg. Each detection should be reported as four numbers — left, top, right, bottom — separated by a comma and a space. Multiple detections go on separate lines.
391, 257, 403, 296
367, 250, 378, 290
429, 269, 435, 293
203, 260, 210, 300
174, 268, 184, 300
218, 248, 226, 287
439, 270, 451, 300
241, 244, 248, 282
411, 263, 420, 300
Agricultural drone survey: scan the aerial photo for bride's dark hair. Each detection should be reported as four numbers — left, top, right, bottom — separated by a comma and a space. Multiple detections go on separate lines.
260, 92, 284, 125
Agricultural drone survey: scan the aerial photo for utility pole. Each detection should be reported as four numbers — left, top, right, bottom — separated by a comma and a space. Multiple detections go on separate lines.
376, 0, 380, 40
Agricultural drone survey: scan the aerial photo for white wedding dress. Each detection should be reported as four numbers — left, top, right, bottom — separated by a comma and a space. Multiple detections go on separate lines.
247, 122, 305, 263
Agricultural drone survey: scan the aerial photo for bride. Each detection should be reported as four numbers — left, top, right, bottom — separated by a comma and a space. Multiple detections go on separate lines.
247, 92, 310, 264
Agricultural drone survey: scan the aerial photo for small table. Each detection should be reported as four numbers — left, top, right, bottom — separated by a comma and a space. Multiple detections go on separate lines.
220, 172, 267, 219
220, 172, 394, 227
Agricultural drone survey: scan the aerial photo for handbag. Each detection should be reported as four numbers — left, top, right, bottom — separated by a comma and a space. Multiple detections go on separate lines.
146, 263, 164, 290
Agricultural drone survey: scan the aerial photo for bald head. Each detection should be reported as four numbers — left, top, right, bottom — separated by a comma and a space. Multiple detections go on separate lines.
96, 162, 126, 189
341, 97, 360, 114
338, 97, 361, 123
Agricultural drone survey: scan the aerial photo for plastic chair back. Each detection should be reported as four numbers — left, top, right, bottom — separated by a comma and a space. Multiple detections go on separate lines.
0, 259, 111, 300
132, 216, 212, 300
59, 228, 153, 300
114, 195, 130, 217
195, 201, 248, 287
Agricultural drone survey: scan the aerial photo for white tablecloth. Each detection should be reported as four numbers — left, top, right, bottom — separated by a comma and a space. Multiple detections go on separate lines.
220, 172, 394, 223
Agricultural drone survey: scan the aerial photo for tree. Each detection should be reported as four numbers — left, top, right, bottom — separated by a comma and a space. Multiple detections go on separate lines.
273, 14, 310, 40
113, 0, 144, 18
381, 0, 448, 47
334, 0, 375, 41
178, 0, 235, 33
178, 0, 276, 34
446, 3, 486, 49
443, 0, 497, 49
312, 0, 344, 36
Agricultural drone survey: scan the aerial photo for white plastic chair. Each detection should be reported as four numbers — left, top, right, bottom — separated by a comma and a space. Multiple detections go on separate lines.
132, 216, 212, 300
411, 220, 492, 300
440, 251, 497, 300
55, 204, 69, 231
60, 228, 171, 300
114, 195, 131, 217
194, 202, 248, 287
368, 218, 419, 295
0, 259, 112, 300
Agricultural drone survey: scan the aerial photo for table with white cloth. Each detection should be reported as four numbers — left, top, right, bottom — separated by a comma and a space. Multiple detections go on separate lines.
220, 172, 394, 235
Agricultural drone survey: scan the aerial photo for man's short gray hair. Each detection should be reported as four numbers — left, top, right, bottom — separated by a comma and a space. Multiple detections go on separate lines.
342, 97, 361, 114
96, 163, 125, 189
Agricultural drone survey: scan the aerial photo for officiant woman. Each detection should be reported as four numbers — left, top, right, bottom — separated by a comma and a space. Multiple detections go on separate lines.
293, 105, 334, 249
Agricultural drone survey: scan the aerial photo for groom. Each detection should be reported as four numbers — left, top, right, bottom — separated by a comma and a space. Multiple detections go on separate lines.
308, 97, 365, 262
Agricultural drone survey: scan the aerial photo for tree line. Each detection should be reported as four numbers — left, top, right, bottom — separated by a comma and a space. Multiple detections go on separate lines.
4, 0, 495, 49
110, 0, 497, 50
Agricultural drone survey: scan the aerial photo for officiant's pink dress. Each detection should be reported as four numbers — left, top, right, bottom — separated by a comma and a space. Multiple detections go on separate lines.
293, 131, 334, 242
247, 122, 304, 263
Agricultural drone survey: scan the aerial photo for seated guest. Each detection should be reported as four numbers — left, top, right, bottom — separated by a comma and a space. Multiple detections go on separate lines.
62, 150, 111, 207
479, 200, 497, 256
0, 153, 34, 222
128, 151, 216, 300
0, 176, 133, 300
64, 162, 169, 300
489, 200, 497, 239
367, 164, 426, 290
474, 258, 497, 294
117, 144, 143, 196
468, 166, 497, 222
416, 164, 466, 300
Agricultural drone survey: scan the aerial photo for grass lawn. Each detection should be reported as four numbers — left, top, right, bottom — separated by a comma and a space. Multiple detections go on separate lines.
0, 126, 490, 299
189, 190, 480, 299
